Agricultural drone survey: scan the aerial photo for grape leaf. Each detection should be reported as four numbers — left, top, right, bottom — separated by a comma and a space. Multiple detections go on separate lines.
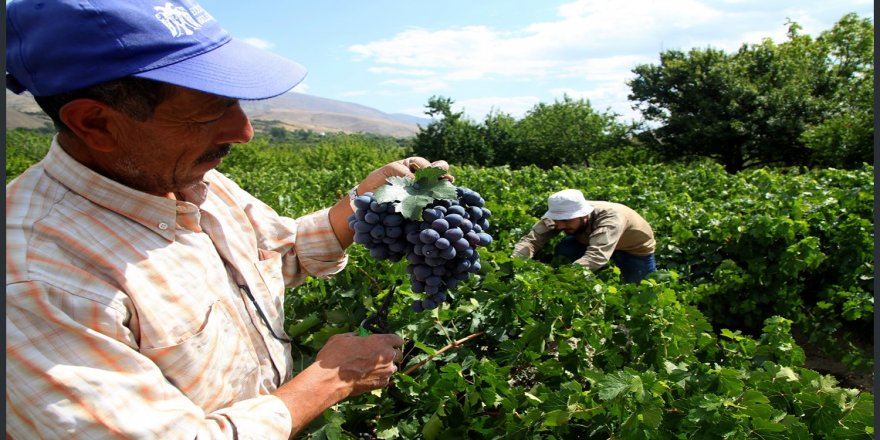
374, 167, 456, 220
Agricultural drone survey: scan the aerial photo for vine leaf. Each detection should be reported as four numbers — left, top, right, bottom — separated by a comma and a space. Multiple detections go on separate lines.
374, 167, 456, 220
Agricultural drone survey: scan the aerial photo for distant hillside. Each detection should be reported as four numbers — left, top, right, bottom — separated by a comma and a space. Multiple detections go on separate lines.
5, 90, 431, 138
5, 91, 52, 129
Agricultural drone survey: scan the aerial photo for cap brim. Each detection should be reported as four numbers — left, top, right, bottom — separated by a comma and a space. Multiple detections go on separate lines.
134, 39, 307, 100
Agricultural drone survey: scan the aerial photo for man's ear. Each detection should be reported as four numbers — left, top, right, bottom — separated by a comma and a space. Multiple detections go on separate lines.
58, 99, 121, 152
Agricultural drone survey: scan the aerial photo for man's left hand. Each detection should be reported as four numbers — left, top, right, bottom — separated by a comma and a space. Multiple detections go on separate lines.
357, 157, 453, 195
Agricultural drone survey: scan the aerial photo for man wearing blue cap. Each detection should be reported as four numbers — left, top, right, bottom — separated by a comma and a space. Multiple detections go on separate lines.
6, 1, 448, 438
512, 189, 657, 283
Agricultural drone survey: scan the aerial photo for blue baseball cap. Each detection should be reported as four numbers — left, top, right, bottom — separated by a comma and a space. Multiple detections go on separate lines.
6, 0, 307, 99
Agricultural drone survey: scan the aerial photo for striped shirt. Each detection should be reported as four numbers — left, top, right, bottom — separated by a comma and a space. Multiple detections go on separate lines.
512, 201, 655, 271
6, 139, 348, 439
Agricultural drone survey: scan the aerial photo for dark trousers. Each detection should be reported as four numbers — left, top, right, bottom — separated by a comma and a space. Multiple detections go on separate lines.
555, 236, 656, 283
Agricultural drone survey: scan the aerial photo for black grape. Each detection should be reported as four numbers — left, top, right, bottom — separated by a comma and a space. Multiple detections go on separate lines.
348, 187, 492, 312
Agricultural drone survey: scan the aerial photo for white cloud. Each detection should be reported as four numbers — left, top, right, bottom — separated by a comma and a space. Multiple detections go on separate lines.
367, 67, 436, 76
548, 81, 641, 122
346, 0, 871, 120
347, 0, 729, 95
240, 37, 274, 50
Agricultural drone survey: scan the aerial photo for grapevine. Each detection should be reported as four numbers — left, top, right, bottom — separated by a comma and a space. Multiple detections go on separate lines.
347, 167, 492, 311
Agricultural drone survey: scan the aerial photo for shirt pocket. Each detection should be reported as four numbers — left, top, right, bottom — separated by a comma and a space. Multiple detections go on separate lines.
139, 300, 259, 411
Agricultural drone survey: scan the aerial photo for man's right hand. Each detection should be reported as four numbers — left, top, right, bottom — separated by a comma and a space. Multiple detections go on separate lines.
272, 332, 404, 436
314, 332, 405, 395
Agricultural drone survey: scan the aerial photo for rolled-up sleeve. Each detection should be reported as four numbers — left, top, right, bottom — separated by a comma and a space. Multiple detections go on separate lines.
215, 172, 349, 288
512, 220, 557, 258
574, 217, 623, 271
286, 208, 348, 281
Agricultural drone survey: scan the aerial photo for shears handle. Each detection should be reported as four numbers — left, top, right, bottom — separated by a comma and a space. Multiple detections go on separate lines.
357, 285, 396, 335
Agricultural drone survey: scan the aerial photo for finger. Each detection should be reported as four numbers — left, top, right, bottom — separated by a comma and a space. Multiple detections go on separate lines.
403, 157, 432, 172
393, 348, 404, 364
429, 160, 455, 183
372, 333, 405, 347
429, 160, 450, 171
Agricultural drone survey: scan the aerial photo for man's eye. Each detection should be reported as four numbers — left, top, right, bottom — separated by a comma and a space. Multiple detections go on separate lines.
194, 111, 226, 123
194, 101, 237, 123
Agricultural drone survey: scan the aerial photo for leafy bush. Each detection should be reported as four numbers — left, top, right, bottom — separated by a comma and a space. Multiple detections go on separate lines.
7, 128, 873, 439
412, 95, 635, 169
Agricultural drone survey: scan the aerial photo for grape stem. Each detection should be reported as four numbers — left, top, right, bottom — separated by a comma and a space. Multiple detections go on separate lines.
355, 266, 383, 292
401, 331, 484, 375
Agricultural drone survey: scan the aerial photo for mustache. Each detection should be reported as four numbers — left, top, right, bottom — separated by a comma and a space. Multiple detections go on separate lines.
196, 144, 232, 164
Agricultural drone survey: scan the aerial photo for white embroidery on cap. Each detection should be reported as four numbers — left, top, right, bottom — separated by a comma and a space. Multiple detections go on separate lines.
154, 3, 206, 37
187, 4, 215, 26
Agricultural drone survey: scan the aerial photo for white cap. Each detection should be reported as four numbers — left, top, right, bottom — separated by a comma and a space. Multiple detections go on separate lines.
542, 189, 594, 220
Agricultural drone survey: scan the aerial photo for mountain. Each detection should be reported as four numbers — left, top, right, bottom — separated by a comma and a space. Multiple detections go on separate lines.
240, 92, 431, 137
5, 90, 431, 138
5, 91, 52, 129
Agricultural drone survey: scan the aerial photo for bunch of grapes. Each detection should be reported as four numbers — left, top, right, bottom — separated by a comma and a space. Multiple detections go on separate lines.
348, 187, 492, 311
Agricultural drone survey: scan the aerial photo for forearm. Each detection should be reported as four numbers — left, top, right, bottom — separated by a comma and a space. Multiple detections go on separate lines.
512, 237, 538, 257
329, 194, 356, 249
512, 228, 551, 258
273, 332, 403, 437
272, 363, 351, 437
574, 241, 615, 271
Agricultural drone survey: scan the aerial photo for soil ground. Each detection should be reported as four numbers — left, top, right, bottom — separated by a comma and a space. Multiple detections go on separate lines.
791, 328, 874, 392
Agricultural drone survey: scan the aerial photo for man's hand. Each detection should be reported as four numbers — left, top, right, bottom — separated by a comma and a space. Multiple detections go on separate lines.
273, 332, 405, 436
330, 157, 453, 247
314, 332, 405, 395
356, 157, 453, 195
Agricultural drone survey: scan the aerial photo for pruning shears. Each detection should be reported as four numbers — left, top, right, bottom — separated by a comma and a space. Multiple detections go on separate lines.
357, 284, 396, 336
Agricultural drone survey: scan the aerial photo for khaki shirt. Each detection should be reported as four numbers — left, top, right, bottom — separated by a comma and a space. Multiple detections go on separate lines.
512, 201, 655, 271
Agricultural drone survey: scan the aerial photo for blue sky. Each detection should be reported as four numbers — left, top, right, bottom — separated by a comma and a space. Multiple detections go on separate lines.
206, 1, 872, 122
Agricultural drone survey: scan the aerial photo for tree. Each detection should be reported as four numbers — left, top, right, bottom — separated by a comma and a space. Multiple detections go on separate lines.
479, 110, 517, 167
268, 126, 288, 143
629, 47, 767, 172
511, 95, 631, 169
412, 96, 490, 166
728, 22, 831, 169
628, 14, 874, 172
801, 13, 874, 168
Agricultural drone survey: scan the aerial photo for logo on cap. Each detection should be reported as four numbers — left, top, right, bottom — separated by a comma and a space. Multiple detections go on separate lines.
154, 2, 214, 37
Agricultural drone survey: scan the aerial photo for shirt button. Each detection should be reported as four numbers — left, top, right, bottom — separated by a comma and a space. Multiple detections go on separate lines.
158, 222, 169, 230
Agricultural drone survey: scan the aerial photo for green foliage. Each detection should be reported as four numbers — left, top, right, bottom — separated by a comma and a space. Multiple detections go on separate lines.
413, 96, 492, 166
5, 128, 53, 182
6, 124, 873, 439
217, 134, 410, 217
509, 95, 633, 169
273, 157, 872, 438
628, 13, 873, 172
801, 13, 875, 168
375, 167, 457, 220
412, 95, 636, 169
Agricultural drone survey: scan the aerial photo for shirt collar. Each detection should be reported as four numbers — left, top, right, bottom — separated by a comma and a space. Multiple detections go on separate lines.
42, 136, 209, 241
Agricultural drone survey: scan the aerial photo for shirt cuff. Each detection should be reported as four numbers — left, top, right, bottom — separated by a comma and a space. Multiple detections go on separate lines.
211, 395, 292, 439
294, 207, 349, 277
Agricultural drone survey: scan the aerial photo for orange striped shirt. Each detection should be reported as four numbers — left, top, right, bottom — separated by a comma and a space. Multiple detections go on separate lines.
6, 139, 348, 439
